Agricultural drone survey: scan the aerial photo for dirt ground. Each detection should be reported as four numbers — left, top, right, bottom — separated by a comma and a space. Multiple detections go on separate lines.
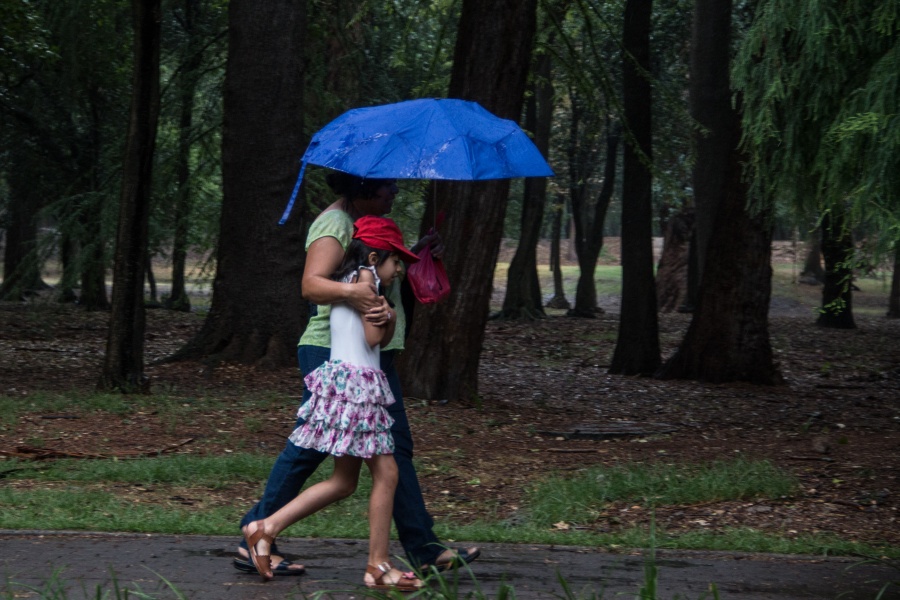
1, 247, 899, 553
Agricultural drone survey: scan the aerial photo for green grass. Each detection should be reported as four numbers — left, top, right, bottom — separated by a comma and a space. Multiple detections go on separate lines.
3, 453, 898, 559
524, 458, 798, 526
0, 391, 291, 425
1, 454, 274, 487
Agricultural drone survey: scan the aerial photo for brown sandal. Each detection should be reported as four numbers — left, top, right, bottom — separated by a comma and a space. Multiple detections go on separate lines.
365, 562, 422, 591
242, 520, 274, 580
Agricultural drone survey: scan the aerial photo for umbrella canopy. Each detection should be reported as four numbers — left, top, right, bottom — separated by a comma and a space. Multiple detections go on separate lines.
303, 98, 554, 180
279, 98, 553, 224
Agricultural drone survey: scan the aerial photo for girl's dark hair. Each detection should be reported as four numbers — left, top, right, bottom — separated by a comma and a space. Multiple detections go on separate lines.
326, 172, 392, 200
332, 239, 393, 286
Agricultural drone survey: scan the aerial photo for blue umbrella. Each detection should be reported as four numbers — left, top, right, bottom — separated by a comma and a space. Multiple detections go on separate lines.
279, 98, 553, 224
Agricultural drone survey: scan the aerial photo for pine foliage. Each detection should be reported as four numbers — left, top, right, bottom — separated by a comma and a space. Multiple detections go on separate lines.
735, 0, 900, 231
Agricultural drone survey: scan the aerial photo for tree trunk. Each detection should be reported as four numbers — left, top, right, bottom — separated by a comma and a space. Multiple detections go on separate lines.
172, 0, 308, 369
688, 0, 732, 284
57, 231, 79, 303
609, 0, 660, 376
545, 195, 570, 309
887, 241, 900, 318
816, 209, 856, 329
656, 208, 693, 312
498, 47, 553, 320
145, 254, 159, 306
568, 127, 619, 318
99, 0, 161, 393
399, 0, 538, 401
800, 227, 824, 285
656, 0, 780, 385
0, 173, 46, 300
165, 0, 201, 314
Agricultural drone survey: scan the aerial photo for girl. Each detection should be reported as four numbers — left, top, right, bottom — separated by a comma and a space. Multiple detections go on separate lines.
242, 215, 424, 591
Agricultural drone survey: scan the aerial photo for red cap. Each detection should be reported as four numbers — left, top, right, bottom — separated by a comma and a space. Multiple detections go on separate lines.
353, 216, 420, 264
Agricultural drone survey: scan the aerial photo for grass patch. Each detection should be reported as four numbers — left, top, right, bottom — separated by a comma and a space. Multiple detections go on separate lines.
525, 458, 798, 527
0, 391, 293, 425
0, 454, 276, 487
1, 454, 898, 561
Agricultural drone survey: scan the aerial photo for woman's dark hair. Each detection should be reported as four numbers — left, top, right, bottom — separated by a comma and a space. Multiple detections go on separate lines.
332, 239, 393, 286
326, 172, 393, 200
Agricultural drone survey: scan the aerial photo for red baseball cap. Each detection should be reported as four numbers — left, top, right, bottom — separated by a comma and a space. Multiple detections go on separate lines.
353, 216, 420, 264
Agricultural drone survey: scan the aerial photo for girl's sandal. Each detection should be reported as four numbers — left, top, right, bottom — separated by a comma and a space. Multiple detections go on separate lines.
242, 520, 274, 581
365, 562, 422, 592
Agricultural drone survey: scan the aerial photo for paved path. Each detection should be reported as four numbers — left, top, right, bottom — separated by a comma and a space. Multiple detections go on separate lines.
1, 530, 897, 599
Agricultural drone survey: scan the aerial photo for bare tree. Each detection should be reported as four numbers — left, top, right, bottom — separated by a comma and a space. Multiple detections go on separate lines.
99, 0, 162, 392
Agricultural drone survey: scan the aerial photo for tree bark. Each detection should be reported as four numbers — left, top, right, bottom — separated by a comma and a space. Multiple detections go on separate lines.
609, 0, 660, 375
656, 208, 693, 312
545, 195, 570, 309
172, 0, 308, 369
688, 0, 732, 284
399, 0, 538, 401
887, 241, 900, 318
816, 209, 856, 329
656, 0, 780, 385
800, 228, 825, 284
498, 47, 553, 320
99, 0, 162, 392
166, 0, 202, 313
568, 127, 619, 318
0, 168, 46, 300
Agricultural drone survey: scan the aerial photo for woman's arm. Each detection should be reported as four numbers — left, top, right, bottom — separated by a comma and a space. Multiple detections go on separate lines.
302, 236, 382, 314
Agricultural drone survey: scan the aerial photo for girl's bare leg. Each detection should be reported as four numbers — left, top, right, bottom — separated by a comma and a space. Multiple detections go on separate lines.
365, 454, 398, 567
363, 454, 420, 587
244, 457, 363, 562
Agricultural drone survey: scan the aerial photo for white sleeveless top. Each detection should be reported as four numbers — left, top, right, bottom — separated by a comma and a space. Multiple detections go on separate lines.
329, 266, 381, 370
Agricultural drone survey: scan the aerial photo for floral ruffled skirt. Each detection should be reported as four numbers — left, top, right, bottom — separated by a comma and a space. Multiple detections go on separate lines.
289, 359, 395, 458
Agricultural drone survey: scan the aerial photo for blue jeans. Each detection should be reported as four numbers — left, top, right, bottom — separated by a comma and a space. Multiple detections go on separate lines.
240, 346, 443, 566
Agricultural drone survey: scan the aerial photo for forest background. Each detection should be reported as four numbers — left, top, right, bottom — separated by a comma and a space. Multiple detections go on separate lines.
1, 0, 899, 564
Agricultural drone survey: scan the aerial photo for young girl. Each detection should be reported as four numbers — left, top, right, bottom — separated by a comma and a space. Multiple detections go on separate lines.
242, 215, 423, 591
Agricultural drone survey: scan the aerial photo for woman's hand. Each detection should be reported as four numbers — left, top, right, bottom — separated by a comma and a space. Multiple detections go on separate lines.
411, 230, 445, 259
346, 281, 382, 315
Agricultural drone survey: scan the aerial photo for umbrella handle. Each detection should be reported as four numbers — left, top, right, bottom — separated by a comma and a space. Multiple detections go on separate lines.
278, 160, 309, 226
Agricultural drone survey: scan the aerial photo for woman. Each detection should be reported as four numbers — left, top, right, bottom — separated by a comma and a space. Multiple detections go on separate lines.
235, 172, 480, 576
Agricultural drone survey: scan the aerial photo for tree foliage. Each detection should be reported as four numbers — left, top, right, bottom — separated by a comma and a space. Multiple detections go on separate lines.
736, 0, 900, 231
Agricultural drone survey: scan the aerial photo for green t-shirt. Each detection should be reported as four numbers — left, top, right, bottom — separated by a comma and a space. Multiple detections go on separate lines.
298, 209, 406, 352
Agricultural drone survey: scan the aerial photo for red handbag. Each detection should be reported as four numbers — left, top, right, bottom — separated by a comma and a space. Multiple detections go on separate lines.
407, 245, 451, 304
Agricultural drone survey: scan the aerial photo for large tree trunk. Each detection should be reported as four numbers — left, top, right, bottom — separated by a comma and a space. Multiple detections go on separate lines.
99, 0, 161, 392
399, 0, 538, 401
173, 0, 308, 368
498, 48, 553, 320
816, 209, 856, 329
656, 0, 780, 385
609, 0, 659, 375
688, 0, 732, 286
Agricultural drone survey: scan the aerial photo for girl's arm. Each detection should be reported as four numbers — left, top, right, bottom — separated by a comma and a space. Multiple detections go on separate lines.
302, 236, 381, 314
357, 269, 396, 348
